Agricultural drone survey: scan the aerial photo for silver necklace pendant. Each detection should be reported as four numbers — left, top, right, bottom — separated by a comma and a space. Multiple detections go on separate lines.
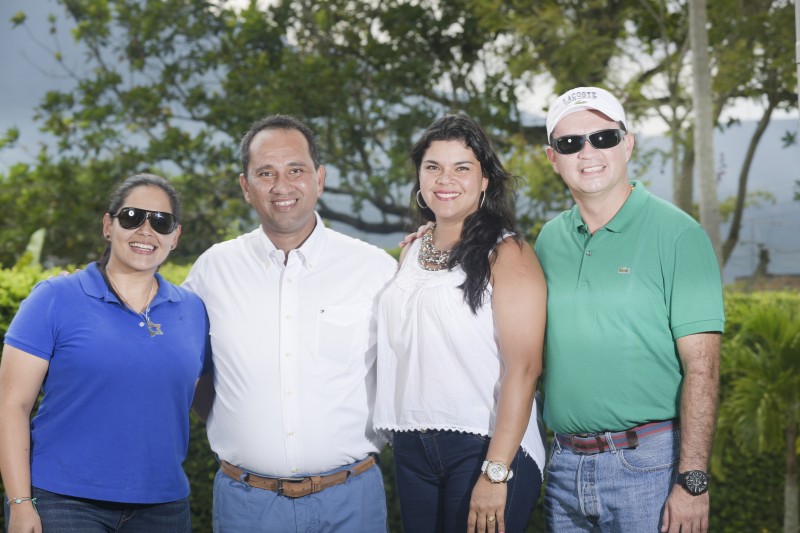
143, 308, 163, 337
146, 319, 163, 337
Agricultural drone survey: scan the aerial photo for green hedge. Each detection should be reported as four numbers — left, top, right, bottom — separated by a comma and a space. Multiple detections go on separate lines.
0, 266, 789, 531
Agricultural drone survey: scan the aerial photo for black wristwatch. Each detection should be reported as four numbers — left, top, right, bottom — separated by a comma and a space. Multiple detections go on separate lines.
677, 470, 709, 496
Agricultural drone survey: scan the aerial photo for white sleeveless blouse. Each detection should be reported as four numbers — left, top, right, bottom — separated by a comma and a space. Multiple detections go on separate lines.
374, 237, 546, 474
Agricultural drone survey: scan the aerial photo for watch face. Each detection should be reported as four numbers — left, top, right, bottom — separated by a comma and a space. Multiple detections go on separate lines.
684, 471, 709, 495
487, 462, 508, 482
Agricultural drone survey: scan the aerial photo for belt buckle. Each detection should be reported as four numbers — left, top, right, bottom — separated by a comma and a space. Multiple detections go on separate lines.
569, 433, 603, 455
276, 477, 306, 497
569, 434, 589, 453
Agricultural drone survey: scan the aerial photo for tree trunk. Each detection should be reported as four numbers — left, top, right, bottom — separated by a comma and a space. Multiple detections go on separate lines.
676, 135, 695, 214
688, 0, 722, 265
786, 422, 799, 533
721, 99, 777, 265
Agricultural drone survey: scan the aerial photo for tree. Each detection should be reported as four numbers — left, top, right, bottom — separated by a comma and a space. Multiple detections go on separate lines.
713, 293, 800, 533
2, 0, 566, 266
470, 0, 798, 266
3, 0, 796, 267
688, 0, 722, 262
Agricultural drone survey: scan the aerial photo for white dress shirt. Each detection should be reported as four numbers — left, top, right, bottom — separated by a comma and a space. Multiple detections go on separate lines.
184, 213, 397, 476
374, 237, 546, 474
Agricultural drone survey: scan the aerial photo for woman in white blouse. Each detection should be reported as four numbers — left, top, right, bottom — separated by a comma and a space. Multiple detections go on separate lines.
374, 114, 547, 532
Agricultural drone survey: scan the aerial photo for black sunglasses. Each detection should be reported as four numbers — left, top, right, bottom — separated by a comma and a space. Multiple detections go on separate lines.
112, 207, 178, 235
551, 129, 627, 155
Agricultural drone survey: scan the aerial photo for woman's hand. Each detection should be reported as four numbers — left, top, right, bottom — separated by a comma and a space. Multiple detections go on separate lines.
7, 501, 42, 533
467, 476, 507, 532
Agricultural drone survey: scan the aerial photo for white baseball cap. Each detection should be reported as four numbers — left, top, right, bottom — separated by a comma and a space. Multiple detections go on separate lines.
546, 87, 628, 142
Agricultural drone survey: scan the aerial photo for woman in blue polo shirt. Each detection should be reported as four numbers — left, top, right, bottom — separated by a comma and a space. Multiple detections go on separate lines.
0, 173, 210, 532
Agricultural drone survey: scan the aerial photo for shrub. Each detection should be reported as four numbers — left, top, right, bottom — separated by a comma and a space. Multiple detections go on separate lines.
0, 269, 790, 530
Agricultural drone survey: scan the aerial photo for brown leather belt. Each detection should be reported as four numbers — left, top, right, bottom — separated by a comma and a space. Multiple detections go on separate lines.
220, 455, 376, 498
556, 419, 677, 455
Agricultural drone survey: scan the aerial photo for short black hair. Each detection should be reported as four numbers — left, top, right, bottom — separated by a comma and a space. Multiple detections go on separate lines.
239, 115, 321, 177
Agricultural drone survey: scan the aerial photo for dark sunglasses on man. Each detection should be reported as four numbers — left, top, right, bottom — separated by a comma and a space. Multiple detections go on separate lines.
111, 207, 178, 235
551, 128, 627, 155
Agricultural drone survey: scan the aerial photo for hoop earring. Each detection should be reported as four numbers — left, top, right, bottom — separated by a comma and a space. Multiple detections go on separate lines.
416, 190, 429, 210
479, 190, 486, 209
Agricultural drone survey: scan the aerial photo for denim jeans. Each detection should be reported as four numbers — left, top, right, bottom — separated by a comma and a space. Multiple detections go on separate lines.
212, 458, 388, 533
393, 430, 542, 533
544, 427, 680, 532
5, 487, 191, 533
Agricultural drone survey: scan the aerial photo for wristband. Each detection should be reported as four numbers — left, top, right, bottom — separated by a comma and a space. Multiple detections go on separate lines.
8, 496, 37, 509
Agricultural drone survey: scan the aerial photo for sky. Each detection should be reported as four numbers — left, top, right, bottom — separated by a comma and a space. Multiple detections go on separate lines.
1, 0, 798, 283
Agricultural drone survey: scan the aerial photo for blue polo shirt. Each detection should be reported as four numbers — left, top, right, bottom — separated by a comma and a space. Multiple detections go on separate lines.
534, 182, 725, 434
4, 262, 211, 503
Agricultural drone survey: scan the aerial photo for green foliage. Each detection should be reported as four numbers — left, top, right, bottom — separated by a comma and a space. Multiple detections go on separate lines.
158, 262, 193, 285
185, 414, 215, 532
711, 291, 800, 532
0, 0, 569, 268
713, 292, 800, 459
0, 127, 19, 150
1, 274, 793, 529
505, 133, 572, 242
15, 229, 46, 268
0, 265, 76, 340
5, 0, 795, 269
710, 442, 783, 532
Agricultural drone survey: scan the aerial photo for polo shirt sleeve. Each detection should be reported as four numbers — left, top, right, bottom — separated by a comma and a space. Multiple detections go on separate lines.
4, 280, 58, 361
667, 225, 725, 339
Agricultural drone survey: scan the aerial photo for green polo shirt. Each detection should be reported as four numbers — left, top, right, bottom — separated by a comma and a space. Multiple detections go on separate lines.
534, 181, 724, 434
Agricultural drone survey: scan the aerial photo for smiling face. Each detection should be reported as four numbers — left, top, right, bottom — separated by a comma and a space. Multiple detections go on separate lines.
418, 139, 488, 227
103, 185, 181, 275
545, 109, 634, 200
240, 127, 325, 251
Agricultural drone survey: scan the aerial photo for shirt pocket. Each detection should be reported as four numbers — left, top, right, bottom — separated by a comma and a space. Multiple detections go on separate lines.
316, 304, 371, 363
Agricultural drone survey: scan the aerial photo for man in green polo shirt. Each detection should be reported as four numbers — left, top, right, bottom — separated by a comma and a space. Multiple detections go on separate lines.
535, 86, 724, 533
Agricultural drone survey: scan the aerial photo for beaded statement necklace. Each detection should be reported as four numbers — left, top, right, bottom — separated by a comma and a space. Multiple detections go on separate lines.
107, 272, 163, 337
418, 225, 451, 271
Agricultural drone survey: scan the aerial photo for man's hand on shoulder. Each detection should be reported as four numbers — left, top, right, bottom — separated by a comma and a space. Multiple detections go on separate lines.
398, 222, 433, 248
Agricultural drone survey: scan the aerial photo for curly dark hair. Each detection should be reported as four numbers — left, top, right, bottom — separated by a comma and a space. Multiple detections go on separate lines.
410, 114, 520, 313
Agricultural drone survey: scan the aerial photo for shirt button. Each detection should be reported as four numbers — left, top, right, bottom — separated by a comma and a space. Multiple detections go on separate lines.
286, 277, 293, 283
285, 352, 292, 358
287, 431, 294, 437
585, 251, 592, 256
285, 314, 292, 320
139, 322, 145, 327
285, 390, 292, 396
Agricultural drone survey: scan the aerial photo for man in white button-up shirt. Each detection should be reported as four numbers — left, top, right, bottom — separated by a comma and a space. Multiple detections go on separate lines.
184, 115, 397, 532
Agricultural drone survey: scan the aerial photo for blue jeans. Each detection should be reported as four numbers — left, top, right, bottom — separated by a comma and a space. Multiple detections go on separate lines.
212, 458, 388, 533
393, 430, 542, 533
5, 487, 191, 533
544, 427, 680, 532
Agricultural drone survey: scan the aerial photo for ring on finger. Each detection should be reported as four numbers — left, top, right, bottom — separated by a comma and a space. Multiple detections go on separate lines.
488, 516, 496, 522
